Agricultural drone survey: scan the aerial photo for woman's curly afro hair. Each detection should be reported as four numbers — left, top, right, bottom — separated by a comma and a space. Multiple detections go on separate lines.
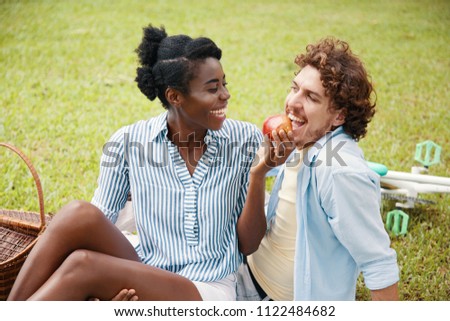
135, 24, 222, 109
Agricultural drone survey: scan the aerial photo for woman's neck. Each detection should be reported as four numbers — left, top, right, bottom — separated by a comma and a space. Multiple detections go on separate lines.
167, 111, 207, 176
167, 111, 207, 149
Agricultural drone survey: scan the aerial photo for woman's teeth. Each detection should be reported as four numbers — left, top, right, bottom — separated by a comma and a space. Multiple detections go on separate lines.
210, 107, 227, 116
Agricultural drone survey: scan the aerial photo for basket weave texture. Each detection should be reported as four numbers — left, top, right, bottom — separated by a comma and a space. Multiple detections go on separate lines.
0, 142, 51, 300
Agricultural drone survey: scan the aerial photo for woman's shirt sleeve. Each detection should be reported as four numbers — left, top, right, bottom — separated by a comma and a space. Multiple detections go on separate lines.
91, 127, 130, 223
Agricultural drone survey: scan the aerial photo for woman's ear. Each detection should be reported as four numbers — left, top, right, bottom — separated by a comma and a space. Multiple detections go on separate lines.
165, 87, 183, 108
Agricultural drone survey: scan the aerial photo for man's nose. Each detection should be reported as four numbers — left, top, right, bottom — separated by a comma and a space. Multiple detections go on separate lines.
287, 93, 303, 110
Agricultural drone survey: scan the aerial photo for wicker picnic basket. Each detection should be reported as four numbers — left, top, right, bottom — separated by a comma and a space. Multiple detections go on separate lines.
0, 142, 51, 300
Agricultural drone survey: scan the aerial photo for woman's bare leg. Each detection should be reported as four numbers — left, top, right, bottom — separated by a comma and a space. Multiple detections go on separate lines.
29, 249, 202, 301
7, 200, 139, 300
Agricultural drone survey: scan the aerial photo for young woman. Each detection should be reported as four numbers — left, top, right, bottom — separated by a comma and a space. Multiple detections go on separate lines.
7, 25, 265, 301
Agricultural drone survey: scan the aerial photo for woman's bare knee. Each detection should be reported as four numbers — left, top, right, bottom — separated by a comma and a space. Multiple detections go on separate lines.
58, 250, 103, 286
30, 250, 100, 300
49, 200, 106, 232
64, 249, 94, 271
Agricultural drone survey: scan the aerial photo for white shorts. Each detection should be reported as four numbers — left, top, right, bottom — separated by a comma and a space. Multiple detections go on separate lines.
192, 273, 237, 301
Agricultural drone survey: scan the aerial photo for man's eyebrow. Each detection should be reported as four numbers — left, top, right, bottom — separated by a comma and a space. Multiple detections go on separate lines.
307, 89, 322, 99
292, 80, 323, 98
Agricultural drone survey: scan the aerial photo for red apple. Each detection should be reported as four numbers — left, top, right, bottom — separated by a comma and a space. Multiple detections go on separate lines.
262, 114, 292, 140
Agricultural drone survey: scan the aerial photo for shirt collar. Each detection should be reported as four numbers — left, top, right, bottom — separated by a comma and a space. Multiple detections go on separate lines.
148, 112, 169, 142
305, 126, 347, 163
149, 111, 231, 143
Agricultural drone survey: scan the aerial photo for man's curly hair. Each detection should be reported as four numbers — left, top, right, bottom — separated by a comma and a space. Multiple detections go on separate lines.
294, 38, 376, 141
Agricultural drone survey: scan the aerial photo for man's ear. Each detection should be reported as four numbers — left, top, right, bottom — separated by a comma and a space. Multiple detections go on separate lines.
165, 87, 183, 108
333, 109, 346, 127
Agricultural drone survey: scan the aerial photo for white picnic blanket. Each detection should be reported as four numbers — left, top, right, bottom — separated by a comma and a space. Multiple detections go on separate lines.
116, 201, 139, 247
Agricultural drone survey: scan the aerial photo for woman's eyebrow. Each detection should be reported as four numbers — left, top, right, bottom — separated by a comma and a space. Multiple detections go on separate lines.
203, 75, 226, 85
204, 78, 219, 85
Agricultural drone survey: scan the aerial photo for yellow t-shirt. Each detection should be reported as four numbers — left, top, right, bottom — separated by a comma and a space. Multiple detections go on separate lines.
247, 149, 306, 300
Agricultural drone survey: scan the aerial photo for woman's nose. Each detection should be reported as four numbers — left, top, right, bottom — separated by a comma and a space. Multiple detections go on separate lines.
220, 87, 230, 100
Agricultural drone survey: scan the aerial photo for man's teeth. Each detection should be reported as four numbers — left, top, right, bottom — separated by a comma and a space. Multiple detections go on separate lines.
210, 107, 227, 115
288, 113, 305, 124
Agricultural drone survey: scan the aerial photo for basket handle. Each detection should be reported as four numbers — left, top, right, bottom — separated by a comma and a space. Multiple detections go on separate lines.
1, 142, 45, 230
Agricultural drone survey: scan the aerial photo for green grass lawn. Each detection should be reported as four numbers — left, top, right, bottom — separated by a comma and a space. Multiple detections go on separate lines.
1, 0, 449, 300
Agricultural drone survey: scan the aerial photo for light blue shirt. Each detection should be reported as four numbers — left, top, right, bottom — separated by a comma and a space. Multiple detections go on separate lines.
266, 127, 399, 300
92, 112, 263, 282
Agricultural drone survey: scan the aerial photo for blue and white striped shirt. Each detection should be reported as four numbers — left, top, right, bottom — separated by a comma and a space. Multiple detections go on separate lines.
92, 112, 263, 282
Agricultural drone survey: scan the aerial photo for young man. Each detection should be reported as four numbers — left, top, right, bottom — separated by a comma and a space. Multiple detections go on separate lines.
239, 37, 399, 301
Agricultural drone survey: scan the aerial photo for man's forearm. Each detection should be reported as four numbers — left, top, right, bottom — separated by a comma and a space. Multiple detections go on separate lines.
370, 282, 399, 300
